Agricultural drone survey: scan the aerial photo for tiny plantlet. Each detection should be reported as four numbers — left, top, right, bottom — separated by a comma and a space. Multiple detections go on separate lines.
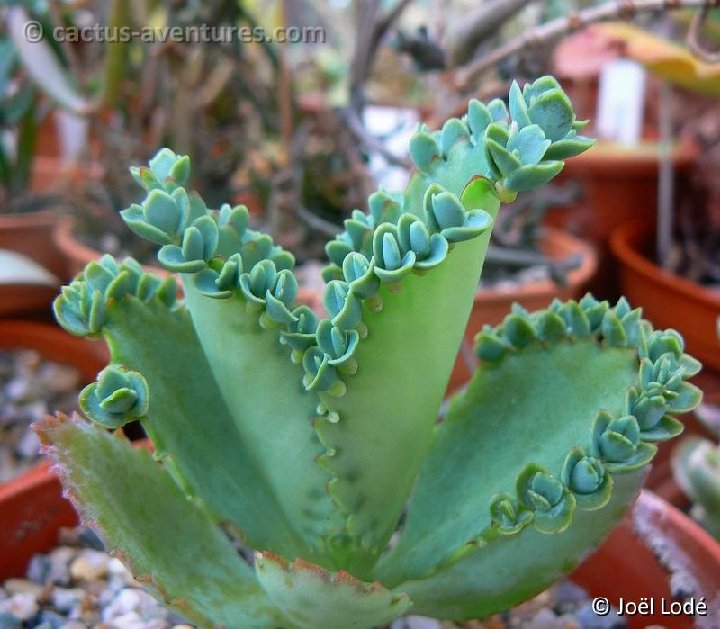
43, 77, 701, 628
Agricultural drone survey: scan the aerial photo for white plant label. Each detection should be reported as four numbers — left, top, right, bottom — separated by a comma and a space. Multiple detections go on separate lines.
597, 59, 646, 147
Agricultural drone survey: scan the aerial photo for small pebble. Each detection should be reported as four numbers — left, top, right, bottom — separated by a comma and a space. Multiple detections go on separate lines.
46, 547, 77, 585
71, 550, 112, 581
529, 607, 580, 628
36, 609, 65, 628
50, 587, 86, 613
14, 429, 40, 459
576, 602, 625, 628
0, 349, 81, 483
26, 555, 50, 585
0, 592, 39, 621
3, 579, 43, 597
0, 613, 22, 629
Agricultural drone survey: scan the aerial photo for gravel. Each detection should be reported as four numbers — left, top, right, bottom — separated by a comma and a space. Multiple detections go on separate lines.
1, 525, 624, 629
0, 349, 82, 483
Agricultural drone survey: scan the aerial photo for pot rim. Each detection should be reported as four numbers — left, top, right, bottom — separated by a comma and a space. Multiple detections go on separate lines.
475, 227, 598, 304
0, 320, 106, 383
610, 219, 720, 308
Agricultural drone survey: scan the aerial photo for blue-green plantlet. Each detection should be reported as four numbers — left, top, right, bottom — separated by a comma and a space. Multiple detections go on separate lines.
41, 77, 701, 628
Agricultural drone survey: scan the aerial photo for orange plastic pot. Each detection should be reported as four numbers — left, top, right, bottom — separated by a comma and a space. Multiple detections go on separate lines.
610, 220, 720, 373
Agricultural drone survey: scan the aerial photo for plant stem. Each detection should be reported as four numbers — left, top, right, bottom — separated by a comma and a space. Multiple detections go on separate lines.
657, 80, 675, 269
446, 0, 532, 67
100, 0, 131, 108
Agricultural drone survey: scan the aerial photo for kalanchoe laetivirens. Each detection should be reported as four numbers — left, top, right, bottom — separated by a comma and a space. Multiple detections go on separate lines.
43, 77, 701, 629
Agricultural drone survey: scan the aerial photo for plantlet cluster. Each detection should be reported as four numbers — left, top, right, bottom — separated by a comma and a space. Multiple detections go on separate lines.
42, 77, 700, 628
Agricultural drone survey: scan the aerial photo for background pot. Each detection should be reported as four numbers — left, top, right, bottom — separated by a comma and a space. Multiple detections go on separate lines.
572, 490, 720, 629
55, 214, 170, 281
0, 464, 77, 579
0, 321, 108, 382
0, 209, 66, 283
55, 215, 106, 279
610, 220, 720, 377
0, 321, 108, 488
545, 141, 697, 298
446, 228, 597, 392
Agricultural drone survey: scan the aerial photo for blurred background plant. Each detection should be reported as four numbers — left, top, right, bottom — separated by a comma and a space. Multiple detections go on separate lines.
673, 368, 720, 539
2, 0, 718, 287
0, 0, 90, 211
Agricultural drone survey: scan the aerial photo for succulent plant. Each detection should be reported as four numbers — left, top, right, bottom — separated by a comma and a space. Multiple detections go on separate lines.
673, 436, 720, 539
42, 77, 701, 628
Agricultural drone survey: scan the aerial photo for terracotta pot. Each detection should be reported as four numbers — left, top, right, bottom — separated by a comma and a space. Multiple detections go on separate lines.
573, 490, 720, 629
0, 209, 66, 279
610, 220, 720, 373
55, 215, 105, 278
0, 321, 108, 543
0, 320, 108, 382
0, 209, 68, 316
545, 140, 697, 298
30, 157, 104, 197
446, 228, 598, 392
0, 464, 77, 579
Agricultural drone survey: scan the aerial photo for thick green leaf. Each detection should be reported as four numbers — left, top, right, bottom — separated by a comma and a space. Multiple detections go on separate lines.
403, 127, 496, 217
36, 414, 287, 628
101, 297, 317, 562
376, 339, 638, 584
315, 187, 502, 572
393, 471, 645, 619
181, 282, 340, 560
256, 553, 411, 629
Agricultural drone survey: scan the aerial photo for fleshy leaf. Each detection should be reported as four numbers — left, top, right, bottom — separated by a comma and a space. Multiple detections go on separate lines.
35, 414, 286, 628
256, 553, 411, 629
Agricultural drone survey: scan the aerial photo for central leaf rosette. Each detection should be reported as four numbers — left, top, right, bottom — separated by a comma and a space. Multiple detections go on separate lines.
44, 77, 702, 628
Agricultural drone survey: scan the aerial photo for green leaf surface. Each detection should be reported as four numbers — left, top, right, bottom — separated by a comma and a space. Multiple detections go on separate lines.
256, 553, 411, 629
316, 190, 501, 570
36, 414, 286, 628
393, 470, 645, 620
403, 131, 495, 217
101, 297, 316, 561
376, 339, 638, 584
181, 282, 340, 559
